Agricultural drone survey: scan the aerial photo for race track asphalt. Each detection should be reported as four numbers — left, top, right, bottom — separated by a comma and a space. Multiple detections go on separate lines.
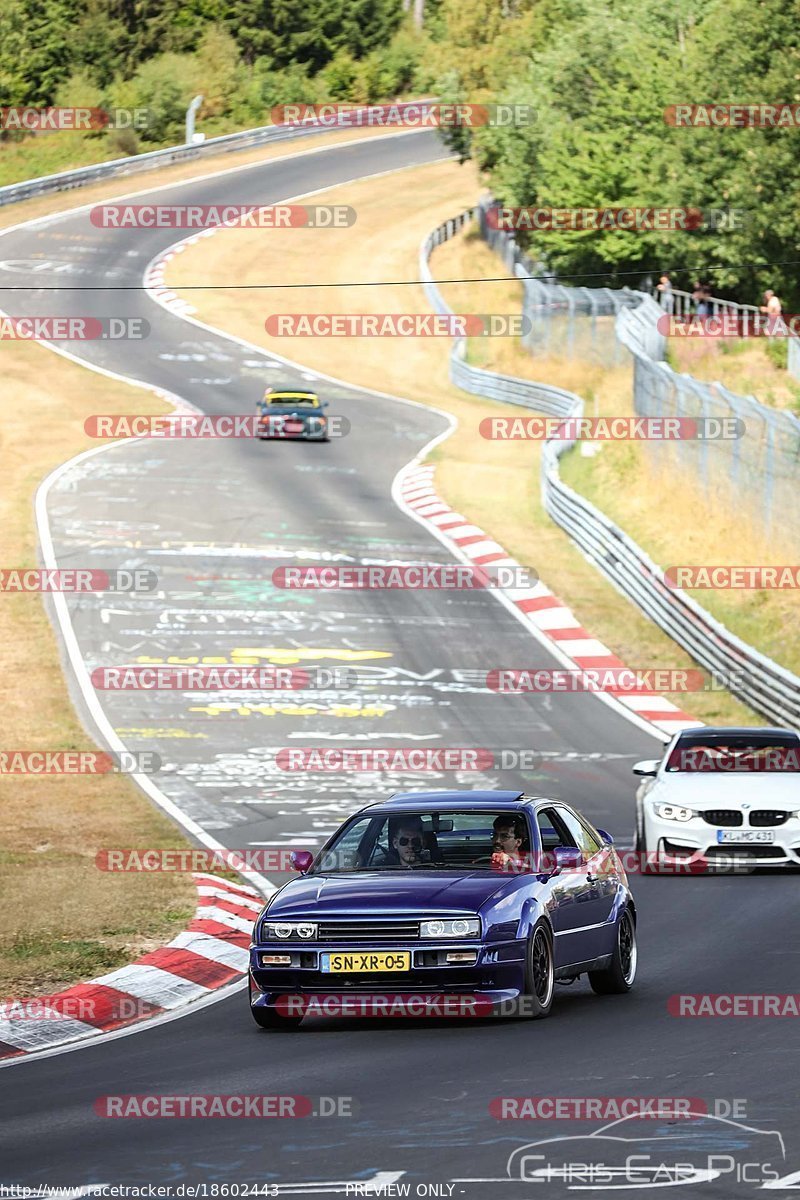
0, 130, 795, 1198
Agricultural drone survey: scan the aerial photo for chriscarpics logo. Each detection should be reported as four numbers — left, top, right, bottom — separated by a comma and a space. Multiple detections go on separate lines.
503, 1112, 793, 1193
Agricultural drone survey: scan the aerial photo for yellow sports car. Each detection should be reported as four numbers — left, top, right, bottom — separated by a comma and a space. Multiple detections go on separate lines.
257, 388, 329, 441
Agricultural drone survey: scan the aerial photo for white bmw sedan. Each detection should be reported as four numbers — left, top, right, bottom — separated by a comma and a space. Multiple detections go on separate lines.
633, 726, 800, 872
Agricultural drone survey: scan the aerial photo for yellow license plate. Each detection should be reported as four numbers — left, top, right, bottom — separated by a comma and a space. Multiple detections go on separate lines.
321, 951, 411, 973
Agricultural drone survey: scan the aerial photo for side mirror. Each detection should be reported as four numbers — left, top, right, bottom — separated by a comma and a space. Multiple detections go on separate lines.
552, 845, 582, 873
633, 759, 660, 777
596, 828, 614, 845
290, 850, 314, 874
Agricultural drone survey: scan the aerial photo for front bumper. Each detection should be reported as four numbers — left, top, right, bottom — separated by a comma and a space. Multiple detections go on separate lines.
249, 939, 526, 1003
645, 811, 800, 867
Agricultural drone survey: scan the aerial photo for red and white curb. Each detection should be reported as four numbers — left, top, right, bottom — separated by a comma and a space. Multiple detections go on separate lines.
144, 230, 218, 316
0, 873, 262, 1061
398, 462, 698, 736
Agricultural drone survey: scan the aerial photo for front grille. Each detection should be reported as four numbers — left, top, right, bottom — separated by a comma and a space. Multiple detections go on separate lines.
701, 810, 743, 827
316, 920, 420, 942
703, 845, 785, 859
749, 810, 790, 827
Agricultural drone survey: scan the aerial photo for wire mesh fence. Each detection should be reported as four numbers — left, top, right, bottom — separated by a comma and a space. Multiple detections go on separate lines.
476, 200, 644, 367
476, 198, 800, 550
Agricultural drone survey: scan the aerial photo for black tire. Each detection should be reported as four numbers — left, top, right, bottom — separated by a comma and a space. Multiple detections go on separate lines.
248, 980, 303, 1030
589, 909, 637, 995
519, 920, 555, 1019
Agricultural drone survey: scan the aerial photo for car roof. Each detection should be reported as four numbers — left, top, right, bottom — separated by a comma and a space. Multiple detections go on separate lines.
675, 726, 799, 740
362, 790, 543, 815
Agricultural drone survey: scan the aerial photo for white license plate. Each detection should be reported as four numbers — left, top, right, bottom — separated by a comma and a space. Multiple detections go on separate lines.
716, 830, 775, 844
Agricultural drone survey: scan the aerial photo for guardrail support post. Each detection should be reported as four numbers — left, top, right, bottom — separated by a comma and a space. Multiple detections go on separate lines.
185, 95, 204, 145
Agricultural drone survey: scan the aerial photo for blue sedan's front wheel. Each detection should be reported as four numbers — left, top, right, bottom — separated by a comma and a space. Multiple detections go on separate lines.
520, 920, 554, 1019
589, 909, 637, 995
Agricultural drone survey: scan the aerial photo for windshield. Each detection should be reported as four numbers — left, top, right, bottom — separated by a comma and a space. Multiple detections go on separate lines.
311, 810, 532, 873
666, 736, 800, 772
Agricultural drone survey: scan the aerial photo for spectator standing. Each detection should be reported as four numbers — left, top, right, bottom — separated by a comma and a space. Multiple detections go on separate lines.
657, 273, 674, 313
760, 289, 782, 316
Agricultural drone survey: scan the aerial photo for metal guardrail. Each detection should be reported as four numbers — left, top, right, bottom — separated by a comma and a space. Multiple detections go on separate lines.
0, 103, 429, 208
0, 123, 323, 208
420, 210, 800, 728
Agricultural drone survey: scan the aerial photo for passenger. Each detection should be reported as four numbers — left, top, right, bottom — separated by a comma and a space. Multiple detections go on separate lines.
491, 815, 531, 872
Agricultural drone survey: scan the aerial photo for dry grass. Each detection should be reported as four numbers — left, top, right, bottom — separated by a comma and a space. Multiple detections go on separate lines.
167, 163, 763, 725
0, 336, 200, 996
669, 337, 800, 413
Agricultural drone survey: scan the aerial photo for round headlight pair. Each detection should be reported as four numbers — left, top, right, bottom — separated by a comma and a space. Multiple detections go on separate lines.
267, 922, 317, 940
420, 918, 480, 938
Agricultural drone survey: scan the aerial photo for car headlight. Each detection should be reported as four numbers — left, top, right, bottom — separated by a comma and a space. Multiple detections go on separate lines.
420, 918, 480, 938
264, 921, 317, 940
654, 803, 696, 822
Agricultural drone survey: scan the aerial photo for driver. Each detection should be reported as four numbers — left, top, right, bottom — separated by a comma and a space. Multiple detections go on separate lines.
387, 816, 426, 868
490, 815, 530, 872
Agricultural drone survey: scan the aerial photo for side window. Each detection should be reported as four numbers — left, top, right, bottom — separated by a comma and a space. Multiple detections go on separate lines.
555, 808, 602, 858
577, 816, 604, 856
537, 807, 578, 851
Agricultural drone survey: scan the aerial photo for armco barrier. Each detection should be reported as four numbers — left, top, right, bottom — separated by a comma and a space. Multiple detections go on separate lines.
420, 211, 800, 728
0, 103, 428, 208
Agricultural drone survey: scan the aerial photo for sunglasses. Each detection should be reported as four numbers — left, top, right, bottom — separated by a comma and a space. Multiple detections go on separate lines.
397, 836, 423, 848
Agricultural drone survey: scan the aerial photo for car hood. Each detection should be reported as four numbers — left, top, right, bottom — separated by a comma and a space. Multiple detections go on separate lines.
266, 871, 514, 917
652, 774, 799, 806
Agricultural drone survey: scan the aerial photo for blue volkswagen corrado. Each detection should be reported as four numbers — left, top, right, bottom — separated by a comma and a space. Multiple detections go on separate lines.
248, 791, 637, 1028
